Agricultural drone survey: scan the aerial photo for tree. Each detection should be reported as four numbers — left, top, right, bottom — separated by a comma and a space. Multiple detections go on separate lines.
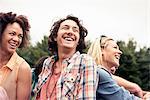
116, 39, 142, 86
116, 39, 150, 90
136, 47, 150, 90
17, 36, 50, 67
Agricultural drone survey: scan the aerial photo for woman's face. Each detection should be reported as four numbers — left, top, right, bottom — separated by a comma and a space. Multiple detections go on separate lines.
0, 22, 23, 54
102, 40, 122, 70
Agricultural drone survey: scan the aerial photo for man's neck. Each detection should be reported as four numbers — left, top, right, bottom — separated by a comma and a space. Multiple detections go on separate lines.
57, 48, 76, 61
58, 51, 75, 61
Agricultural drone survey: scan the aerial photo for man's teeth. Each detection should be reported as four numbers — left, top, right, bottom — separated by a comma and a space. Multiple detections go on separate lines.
64, 37, 73, 41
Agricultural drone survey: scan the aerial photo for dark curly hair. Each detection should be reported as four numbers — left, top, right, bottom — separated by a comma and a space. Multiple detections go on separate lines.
48, 15, 88, 54
0, 12, 30, 48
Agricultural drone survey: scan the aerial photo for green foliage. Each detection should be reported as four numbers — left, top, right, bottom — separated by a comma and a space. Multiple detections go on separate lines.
116, 40, 150, 91
17, 36, 50, 67
84, 40, 91, 53
136, 47, 150, 90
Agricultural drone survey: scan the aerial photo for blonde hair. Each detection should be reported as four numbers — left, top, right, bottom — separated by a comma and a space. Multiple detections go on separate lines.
87, 35, 113, 65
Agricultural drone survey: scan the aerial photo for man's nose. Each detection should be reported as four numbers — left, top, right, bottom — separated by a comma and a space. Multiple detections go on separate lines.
67, 28, 74, 35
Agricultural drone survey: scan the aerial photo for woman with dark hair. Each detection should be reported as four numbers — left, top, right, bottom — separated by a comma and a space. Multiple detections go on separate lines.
32, 15, 97, 99
0, 12, 32, 100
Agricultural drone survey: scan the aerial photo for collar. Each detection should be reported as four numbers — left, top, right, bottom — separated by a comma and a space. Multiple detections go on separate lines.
98, 65, 112, 76
50, 51, 80, 64
6, 52, 18, 70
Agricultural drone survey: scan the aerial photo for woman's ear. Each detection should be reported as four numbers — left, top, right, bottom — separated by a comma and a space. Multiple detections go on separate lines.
101, 48, 104, 56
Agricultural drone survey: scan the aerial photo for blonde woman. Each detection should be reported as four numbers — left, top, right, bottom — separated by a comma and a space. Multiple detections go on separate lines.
88, 35, 150, 100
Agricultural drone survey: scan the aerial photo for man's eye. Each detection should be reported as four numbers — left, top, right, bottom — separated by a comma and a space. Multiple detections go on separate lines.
72, 27, 79, 33
74, 29, 79, 33
62, 26, 68, 30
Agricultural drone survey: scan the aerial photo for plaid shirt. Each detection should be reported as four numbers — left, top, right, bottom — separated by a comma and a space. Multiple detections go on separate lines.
32, 51, 97, 100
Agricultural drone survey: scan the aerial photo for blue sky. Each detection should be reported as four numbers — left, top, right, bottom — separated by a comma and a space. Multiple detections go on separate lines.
0, 0, 149, 48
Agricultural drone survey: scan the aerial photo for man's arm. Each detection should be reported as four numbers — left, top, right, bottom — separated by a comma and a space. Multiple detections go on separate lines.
97, 68, 140, 100
112, 75, 143, 98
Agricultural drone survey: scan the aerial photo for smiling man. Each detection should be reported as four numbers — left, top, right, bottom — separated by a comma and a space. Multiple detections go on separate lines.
32, 15, 97, 100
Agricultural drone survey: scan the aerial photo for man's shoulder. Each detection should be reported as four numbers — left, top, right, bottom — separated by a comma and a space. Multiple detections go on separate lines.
79, 53, 94, 60
70, 52, 95, 62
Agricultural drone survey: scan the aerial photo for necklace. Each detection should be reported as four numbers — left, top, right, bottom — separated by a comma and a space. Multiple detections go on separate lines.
46, 63, 61, 99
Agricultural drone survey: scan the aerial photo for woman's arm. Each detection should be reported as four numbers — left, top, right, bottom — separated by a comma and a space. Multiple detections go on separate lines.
17, 62, 32, 100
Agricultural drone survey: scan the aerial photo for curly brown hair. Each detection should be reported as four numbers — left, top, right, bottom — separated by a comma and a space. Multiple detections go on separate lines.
48, 15, 88, 54
0, 12, 30, 48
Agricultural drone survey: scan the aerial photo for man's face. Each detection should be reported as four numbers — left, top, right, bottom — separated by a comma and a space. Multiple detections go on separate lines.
55, 19, 80, 52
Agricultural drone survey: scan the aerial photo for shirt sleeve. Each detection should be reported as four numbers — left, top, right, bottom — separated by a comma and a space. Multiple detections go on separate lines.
96, 68, 140, 100
77, 54, 97, 100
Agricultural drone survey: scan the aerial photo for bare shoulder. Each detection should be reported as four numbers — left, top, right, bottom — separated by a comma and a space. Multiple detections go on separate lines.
19, 61, 31, 72
16, 61, 31, 100
18, 61, 31, 79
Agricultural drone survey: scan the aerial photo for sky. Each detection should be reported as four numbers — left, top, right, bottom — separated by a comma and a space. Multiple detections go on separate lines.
0, 0, 150, 48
